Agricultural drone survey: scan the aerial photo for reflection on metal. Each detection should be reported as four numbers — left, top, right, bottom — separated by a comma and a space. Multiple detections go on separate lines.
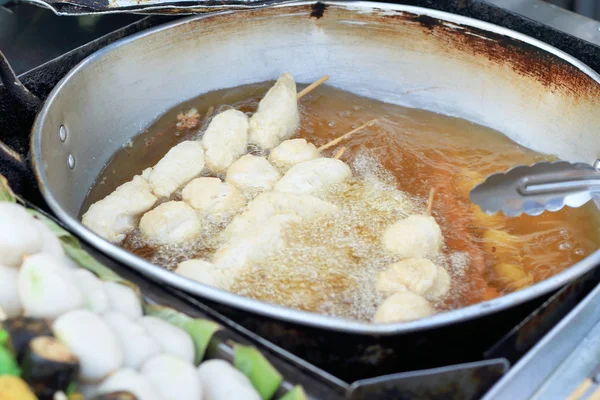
18, 0, 297, 16
487, 0, 600, 46
482, 282, 600, 400
346, 359, 509, 400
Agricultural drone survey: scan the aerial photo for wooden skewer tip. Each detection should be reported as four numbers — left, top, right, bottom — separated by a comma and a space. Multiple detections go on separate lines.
426, 187, 436, 216
567, 378, 593, 400
318, 119, 378, 151
333, 147, 347, 160
297, 75, 330, 99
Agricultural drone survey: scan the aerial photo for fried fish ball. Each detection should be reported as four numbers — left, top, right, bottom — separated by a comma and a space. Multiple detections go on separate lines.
376, 258, 438, 297
213, 214, 301, 270
249, 72, 299, 149
374, 292, 435, 323
273, 158, 351, 195
269, 139, 321, 171
427, 266, 451, 301
182, 177, 246, 220
383, 215, 443, 258
225, 154, 281, 195
223, 192, 337, 238
147, 141, 205, 198
493, 263, 533, 291
82, 175, 158, 243
175, 259, 235, 289
139, 201, 201, 245
202, 109, 249, 173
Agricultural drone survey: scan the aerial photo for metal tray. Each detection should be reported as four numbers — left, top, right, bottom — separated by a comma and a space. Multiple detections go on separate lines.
482, 282, 600, 400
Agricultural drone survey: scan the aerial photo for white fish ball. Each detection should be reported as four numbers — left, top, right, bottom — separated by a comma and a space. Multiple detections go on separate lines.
53, 309, 123, 382
0, 264, 21, 318
376, 258, 438, 297
32, 219, 64, 259
139, 201, 201, 245
18, 253, 84, 319
70, 269, 110, 314
269, 139, 321, 171
225, 155, 281, 195
175, 259, 233, 289
0, 203, 42, 266
198, 359, 260, 400
103, 281, 143, 319
148, 140, 206, 199
96, 368, 159, 400
202, 109, 249, 173
274, 158, 351, 195
383, 215, 443, 258
249, 72, 299, 150
141, 354, 202, 400
103, 311, 161, 369
182, 178, 246, 220
374, 292, 435, 323
427, 266, 451, 301
138, 316, 195, 364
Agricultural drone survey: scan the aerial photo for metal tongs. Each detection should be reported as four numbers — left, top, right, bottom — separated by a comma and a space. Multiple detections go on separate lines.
469, 160, 600, 217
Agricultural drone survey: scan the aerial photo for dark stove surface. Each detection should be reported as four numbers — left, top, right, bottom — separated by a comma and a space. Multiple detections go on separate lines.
0, 3, 141, 75
1, 1, 599, 398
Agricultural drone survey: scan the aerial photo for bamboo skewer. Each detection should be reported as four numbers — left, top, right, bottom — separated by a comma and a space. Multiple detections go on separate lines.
426, 188, 436, 216
567, 364, 600, 400
567, 379, 593, 400
589, 386, 600, 400
204, 105, 215, 119
297, 75, 329, 99
333, 147, 347, 160
318, 119, 378, 151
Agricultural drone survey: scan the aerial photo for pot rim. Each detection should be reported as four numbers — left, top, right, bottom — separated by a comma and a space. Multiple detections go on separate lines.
32, 0, 600, 335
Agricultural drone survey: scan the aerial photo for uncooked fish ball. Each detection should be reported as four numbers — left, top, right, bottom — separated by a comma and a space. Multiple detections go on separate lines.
0, 203, 42, 266
138, 316, 195, 364
175, 259, 234, 289
82, 175, 158, 243
274, 158, 351, 195
71, 269, 110, 314
269, 139, 321, 171
103, 311, 161, 369
141, 354, 202, 400
18, 253, 84, 319
148, 140, 205, 198
213, 214, 301, 270
249, 72, 299, 150
224, 192, 337, 238
139, 201, 201, 245
0, 264, 21, 318
202, 109, 249, 173
53, 309, 123, 382
225, 155, 281, 195
376, 258, 438, 297
198, 359, 261, 400
33, 219, 64, 259
96, 368, 159, 400
182, 178, 246, 220
383, 215, 443, 258
374, 292, 434, 323
103, 281, 143, 319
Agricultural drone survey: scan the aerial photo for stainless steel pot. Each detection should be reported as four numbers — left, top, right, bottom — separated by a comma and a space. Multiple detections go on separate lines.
29, 1, 600, 338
